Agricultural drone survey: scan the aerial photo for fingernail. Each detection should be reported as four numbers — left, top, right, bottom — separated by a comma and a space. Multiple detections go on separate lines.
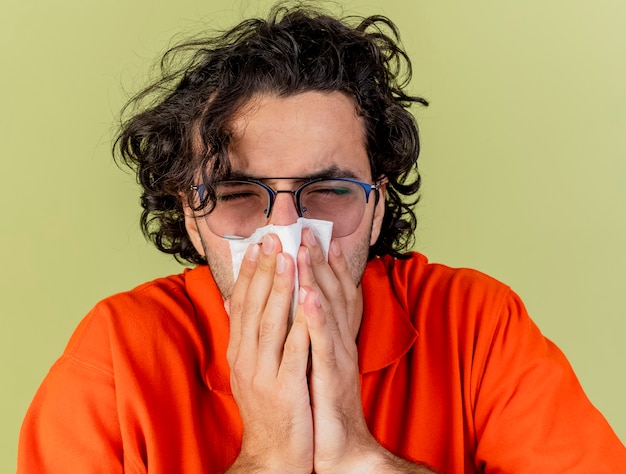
330, 240, 341, 257
262, 234, 275, 255
299, 287, 307, 303
305, 228, 318, 246
305, 248, 311, 266
246, 243, 260, 262
276, 254, 286, 274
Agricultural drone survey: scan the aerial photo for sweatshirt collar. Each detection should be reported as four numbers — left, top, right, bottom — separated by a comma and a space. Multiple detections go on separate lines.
189, 256, 418, 394
358, 256, 418, 374
186, 265, 233, 394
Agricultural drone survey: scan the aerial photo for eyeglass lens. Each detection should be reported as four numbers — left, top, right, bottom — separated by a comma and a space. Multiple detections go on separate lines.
204, 179, 372, 239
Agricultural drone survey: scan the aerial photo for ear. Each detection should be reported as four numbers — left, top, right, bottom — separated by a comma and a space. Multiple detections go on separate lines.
182, 200, 206, 257
369, 180, 387, 247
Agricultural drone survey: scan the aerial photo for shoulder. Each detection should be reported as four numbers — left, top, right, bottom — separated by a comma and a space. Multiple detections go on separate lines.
97, 268, 191, 315
62, 266, 216, 369
365, 252, 514, 319
377, 251, 506, 287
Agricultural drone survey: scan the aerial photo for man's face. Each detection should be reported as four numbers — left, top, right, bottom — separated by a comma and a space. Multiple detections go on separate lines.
184, 90, 386, 298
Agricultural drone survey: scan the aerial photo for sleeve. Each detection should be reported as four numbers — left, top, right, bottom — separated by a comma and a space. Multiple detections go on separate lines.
17, 309, 127, 473
471, 290, 626, 472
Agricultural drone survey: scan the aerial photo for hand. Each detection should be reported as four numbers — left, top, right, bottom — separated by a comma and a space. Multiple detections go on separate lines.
225, 234, 313, 473
298, 228, 378, 473
298, 228, 438, 473
225, 231, 437, 473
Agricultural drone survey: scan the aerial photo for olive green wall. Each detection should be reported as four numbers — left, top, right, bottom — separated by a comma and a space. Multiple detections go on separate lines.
2, 0, 624, 469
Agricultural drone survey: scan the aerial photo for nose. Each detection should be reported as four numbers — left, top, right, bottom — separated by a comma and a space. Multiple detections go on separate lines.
268, 191, 300, 226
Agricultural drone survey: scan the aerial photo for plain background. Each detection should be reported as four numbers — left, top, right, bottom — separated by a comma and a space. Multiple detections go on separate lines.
2, 0, 624, 470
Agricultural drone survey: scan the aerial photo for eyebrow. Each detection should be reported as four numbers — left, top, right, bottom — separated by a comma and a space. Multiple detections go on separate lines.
227, 166, 361, 182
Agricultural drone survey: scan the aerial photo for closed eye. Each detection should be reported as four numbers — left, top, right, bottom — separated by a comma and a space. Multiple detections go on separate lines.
309, 186, 352, 196
217, 192, 257, 202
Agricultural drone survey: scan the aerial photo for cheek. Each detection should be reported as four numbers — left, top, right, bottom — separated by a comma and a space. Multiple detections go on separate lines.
341, 230, 372, 286
203, 240, 237, 298
183, 210, 206, 257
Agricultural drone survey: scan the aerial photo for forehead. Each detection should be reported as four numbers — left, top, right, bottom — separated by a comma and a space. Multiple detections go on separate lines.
226, 91, 371, 179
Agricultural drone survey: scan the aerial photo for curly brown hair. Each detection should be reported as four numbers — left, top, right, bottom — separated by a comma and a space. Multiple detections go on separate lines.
114, 3, 428, 265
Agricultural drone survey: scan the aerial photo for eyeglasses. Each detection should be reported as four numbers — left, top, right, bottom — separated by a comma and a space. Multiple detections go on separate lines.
192, 177, 380, 239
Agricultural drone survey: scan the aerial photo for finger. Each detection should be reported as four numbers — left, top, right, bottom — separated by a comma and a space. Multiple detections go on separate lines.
300, 285, 338, 378
299, 230, 346, 341
301, 229, 349, 307
296, 252, 348, 381
327, 239, 363, 344
238, 234, 283, 355
256, 252, 296, 376
296, 244, 338, 333
278, 287, 313, 381
298, 229, 331, 298
226, 242, 260, 364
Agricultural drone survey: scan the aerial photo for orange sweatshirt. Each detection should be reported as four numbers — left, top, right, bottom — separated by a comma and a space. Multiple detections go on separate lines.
18, 253, 626, 472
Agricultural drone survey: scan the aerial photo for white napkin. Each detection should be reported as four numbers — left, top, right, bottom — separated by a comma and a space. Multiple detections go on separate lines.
228, 217, 333, 321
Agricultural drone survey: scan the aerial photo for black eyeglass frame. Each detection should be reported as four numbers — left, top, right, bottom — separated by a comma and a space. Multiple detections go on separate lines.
191, 177, 381, 220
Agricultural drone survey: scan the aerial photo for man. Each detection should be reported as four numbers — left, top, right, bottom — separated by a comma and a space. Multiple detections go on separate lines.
18, 4, 626, 473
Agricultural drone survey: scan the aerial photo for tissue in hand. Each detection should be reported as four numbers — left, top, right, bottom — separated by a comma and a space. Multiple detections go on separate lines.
228, 217, 333, 321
